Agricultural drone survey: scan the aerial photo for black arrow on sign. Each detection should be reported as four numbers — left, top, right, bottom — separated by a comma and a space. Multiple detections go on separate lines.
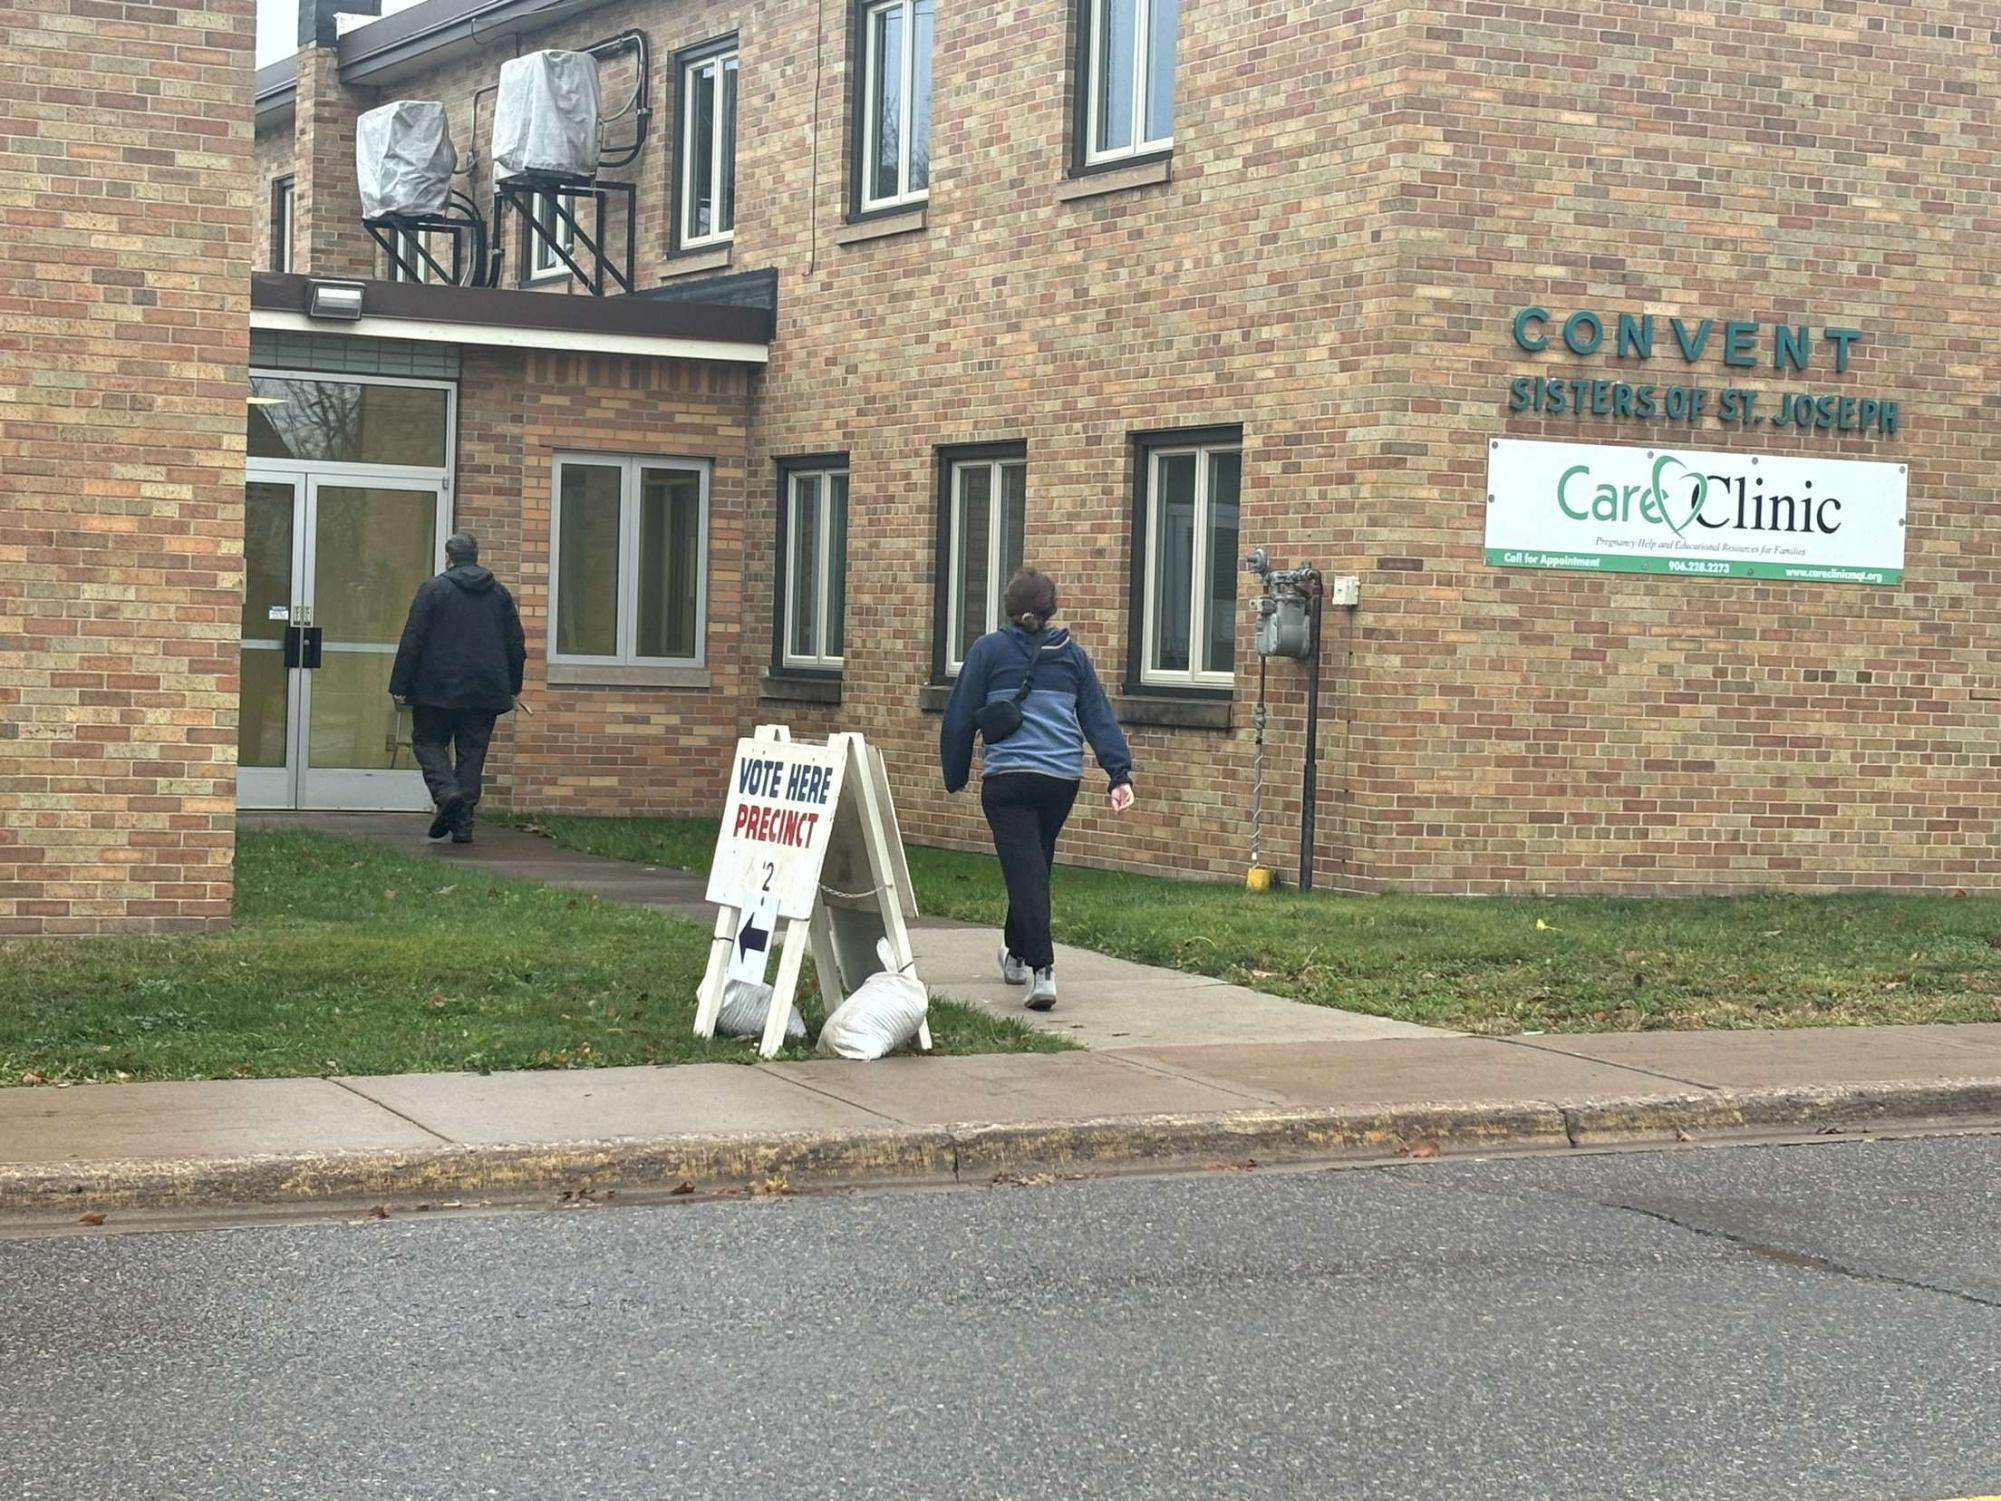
737, 911, 772, 964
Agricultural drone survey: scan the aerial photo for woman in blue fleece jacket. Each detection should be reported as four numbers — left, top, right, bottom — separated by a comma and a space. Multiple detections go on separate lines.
941, 570, 1134, 1011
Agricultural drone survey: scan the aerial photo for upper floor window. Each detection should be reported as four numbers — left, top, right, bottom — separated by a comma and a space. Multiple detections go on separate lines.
677, 40, 739, 249
780, 460, 849, 672
388, 227, 451, 284
526, 192, 574, 281
550, 455, 709, 668
1135, 429, 1239, 690
1081, 0, 1177, 168
940, 447, 1026, 674
271, 177, 294, 273
855, 0, 933, 213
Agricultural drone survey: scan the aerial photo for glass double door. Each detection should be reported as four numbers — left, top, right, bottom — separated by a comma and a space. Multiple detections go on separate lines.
239, 471, 450, 810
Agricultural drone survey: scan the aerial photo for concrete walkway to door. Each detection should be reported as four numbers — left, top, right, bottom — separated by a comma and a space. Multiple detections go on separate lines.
242, 811, 1447, 1052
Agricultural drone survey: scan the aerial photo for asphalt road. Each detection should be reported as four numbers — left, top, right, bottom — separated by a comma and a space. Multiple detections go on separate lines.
3, 1135, 1997, 1501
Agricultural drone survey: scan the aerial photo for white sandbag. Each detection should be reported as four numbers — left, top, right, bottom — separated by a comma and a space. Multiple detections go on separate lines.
715, 978, 805, 1042
356, 100, 455, 220
492, 50, 601, 183
817, 941, 928, 1061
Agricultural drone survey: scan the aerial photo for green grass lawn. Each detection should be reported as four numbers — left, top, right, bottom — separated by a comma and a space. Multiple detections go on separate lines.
499, 812, 2001, 1034
0, 832, 1065, 1088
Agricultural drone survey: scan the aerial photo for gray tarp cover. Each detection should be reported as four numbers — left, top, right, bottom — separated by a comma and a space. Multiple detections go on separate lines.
356, 100, 456, 220
492, 50, 602, 183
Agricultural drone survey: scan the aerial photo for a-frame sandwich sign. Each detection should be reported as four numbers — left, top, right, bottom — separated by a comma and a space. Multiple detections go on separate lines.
694, 725, 927, 1059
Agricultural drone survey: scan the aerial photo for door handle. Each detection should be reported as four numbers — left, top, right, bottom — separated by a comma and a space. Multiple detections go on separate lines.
281, 625, 325, 669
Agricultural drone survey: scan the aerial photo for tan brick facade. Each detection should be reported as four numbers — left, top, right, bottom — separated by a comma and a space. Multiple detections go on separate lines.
1, 0, 253, 934
250, 0, 1998, 894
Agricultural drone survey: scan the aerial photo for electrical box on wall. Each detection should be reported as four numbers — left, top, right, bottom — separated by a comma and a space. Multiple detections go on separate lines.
1328, 575, 1360, 608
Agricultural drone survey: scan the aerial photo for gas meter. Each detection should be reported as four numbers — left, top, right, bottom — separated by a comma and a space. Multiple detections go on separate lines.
1243, 548, 1319, 660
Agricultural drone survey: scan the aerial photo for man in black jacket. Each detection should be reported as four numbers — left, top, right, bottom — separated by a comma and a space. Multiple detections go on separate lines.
389, 532, 526, 845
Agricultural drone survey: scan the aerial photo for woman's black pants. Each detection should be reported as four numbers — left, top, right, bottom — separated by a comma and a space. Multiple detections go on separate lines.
980, 772, 1081, 971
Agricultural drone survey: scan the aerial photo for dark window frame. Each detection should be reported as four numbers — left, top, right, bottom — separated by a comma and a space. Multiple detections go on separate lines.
1068, 0, 1176, 179
1124, 423, 1242, 700
270, 175, 295, 272
847, 0, 934, 222
669, 33, 742, 257
931, 440, 1028, 683
772, 451, 851, 681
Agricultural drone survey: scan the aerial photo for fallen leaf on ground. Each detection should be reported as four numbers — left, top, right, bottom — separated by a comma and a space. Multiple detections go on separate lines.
19, 1071, 44, 1087
425, 993, 447, 1008
668, 1181, 695, 1196
77, 1212, 106, 1226
1400, 1140, 1442, 1160
1534, 919, 1555, 932
382, 889, 397, 901
1673, 1126, 1695, 1143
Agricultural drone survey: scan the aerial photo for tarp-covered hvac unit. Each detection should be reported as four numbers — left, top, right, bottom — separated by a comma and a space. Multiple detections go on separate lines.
356, 101, 456, 221
492, 50, 602, 184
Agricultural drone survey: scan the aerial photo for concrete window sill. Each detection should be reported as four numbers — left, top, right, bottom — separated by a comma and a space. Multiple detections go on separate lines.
834, 207, 927, 246
661, 245, 732, 279
1057, 156, 1172, 203
1111, 694, 1232, 731
762, 672, 842, 705
545, 663, 712, 690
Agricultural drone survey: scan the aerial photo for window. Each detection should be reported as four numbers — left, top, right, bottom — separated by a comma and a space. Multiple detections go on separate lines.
1136, 431, 1239, 689
855, 0, 933, 213
271, 177, 294, 273
526, 192, 574, 281
1080, 0, 1177, 168
387, 227, 450, 283
779, 461, 849, 672
940, 447, 1026, 674
677, 41, 738, 249
550, 455, 709, 667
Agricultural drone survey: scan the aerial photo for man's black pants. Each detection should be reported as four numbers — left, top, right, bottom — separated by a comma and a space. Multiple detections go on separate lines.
411, 706, 497, 809
980, 772, 1080, 971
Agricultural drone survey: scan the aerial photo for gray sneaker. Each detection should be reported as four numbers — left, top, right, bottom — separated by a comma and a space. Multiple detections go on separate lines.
1027, 967, 1058, 1011
999, 945, 1030, 986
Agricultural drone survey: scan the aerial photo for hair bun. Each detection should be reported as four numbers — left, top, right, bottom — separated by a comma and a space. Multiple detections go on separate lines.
1018, 613, 1043, 632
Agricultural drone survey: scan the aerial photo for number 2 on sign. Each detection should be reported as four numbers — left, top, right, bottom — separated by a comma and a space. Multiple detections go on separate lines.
761, 861, 775, 893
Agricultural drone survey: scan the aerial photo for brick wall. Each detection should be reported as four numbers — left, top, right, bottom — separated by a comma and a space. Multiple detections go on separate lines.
452, 348, 758, 812
0, 0, 253, 934
262, 0, 1999, 892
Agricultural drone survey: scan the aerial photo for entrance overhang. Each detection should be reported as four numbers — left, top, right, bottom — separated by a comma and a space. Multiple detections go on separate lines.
249, 273, 772, 366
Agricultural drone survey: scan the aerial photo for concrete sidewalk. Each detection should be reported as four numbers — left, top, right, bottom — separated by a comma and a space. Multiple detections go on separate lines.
5, 1025, 1999, 1219
247, 812, 1441, 1049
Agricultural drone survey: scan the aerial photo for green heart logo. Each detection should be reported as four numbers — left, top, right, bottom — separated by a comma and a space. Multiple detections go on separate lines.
1650, 454, 1709, 538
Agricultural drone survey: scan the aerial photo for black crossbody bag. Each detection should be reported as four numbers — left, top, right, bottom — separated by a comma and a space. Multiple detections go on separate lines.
973, 636, 1040, 744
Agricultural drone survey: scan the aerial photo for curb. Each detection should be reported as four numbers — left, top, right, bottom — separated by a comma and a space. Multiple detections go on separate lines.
3, 1080, 1997, 1220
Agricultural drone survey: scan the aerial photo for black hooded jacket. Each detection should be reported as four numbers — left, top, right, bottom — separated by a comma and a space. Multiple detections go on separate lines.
389, 564, 526, 713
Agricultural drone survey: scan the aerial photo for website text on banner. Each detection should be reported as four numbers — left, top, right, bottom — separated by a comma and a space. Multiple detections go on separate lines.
1483, 437, 1908, 587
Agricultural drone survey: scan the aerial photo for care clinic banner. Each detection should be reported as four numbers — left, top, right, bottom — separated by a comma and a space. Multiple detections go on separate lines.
1484, 437, 1908, 586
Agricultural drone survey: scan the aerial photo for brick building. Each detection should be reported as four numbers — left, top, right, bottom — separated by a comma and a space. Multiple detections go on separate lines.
0, 0, 254, 934
226, 0, 1998, 897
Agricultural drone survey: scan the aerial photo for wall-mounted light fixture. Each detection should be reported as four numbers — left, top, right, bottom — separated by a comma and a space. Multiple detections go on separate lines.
306, 280, 365, 321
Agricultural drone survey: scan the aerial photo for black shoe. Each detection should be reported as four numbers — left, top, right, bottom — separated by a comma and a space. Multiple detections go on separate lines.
450, 802, 476, 845
428, 796, 464, 840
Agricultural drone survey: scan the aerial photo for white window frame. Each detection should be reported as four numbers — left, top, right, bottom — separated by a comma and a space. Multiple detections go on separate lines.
1140, 441, 1238, 690
944, 456, 1027, 676
859, 0, 931, 213
781, 465, 848, 672
678, 46, 739, 249
1084, 0, 1175, 168
527, 192, 574, 282
548, 454, 711, 669
388, 227, 449, 284
273, 178, 294, 273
